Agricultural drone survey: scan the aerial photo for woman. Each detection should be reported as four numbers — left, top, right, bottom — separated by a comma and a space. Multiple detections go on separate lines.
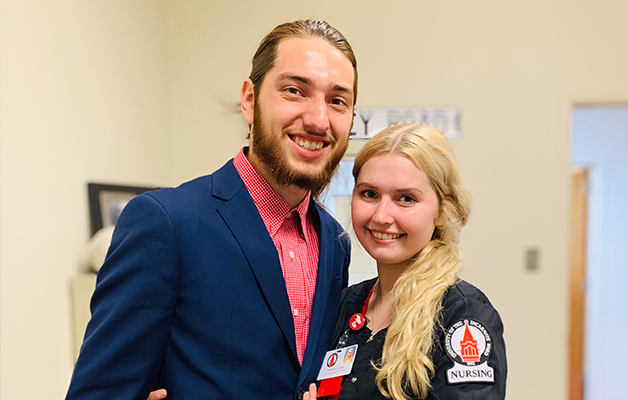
306, 123, 506, 399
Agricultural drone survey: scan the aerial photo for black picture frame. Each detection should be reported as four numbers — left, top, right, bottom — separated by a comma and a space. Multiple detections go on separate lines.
88, 183, 158, 236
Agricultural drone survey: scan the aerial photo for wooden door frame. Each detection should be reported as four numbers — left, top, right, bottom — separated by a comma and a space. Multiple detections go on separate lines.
569, 168, 588, 400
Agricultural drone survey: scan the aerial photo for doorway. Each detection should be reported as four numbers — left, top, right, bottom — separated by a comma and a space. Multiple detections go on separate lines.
570, 106, 628, 400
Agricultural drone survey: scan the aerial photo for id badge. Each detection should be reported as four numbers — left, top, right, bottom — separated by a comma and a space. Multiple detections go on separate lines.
316, 345, 358, 381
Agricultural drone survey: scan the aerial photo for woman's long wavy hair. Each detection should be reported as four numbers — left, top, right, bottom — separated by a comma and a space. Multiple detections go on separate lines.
352, 123, 471, 400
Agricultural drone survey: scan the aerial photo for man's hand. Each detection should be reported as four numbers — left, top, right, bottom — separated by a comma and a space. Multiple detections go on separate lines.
147, 389, 167, 400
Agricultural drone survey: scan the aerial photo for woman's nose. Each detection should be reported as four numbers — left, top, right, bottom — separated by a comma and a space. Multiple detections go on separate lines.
371, 199, 394, 225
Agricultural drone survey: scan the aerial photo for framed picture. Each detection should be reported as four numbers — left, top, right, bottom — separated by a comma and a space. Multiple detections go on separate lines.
88, 183, 158, 236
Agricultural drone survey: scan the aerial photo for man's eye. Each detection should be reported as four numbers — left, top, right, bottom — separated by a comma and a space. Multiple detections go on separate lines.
285, 87, 299, 95
330, 98, 348, 107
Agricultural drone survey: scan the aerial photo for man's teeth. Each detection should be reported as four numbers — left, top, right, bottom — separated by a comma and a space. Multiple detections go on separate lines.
372, 232, 401, 240
295, 137, 324, 150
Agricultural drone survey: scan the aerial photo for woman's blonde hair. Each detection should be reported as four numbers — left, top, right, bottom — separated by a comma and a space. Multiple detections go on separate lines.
352, 123, 471, 399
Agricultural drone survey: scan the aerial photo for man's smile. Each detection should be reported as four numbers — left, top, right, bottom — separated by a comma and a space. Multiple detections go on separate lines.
288, 134, 329, 151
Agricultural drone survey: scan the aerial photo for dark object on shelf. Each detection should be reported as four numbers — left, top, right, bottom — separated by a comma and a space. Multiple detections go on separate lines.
88, 183, 158, 236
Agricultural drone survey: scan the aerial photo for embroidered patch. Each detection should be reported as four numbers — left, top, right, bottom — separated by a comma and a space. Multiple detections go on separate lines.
444, 319, 495, 384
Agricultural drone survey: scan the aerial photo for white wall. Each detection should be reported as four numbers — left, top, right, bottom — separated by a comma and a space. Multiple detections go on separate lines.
0, 1, 170, 399
572, 107, 628, 400
3, 1, 628, 399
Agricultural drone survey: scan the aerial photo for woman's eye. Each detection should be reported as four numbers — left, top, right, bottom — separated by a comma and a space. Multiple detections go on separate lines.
360, 189, 377, 199
399, 195, 416, 204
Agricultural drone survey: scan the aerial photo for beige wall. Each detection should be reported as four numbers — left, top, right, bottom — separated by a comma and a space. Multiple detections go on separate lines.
0, 1, 170, 399
2, 1, 628, 399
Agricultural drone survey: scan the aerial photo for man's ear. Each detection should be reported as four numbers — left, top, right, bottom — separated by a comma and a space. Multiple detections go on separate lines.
241, 78, 255, 125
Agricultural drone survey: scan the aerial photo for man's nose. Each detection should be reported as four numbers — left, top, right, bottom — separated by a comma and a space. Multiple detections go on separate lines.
302, 96, 330, 134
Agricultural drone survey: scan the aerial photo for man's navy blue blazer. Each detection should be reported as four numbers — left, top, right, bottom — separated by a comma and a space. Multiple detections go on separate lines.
66, 160, 351, 400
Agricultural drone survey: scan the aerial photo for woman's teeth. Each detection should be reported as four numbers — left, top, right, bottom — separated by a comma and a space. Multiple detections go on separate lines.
372, 231, 402, 240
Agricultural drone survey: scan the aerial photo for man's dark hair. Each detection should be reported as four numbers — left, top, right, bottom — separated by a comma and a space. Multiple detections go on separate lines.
249, 20, 358, 105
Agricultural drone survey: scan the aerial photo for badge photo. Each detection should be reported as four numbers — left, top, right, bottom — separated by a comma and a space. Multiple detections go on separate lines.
444, 319, 495, 384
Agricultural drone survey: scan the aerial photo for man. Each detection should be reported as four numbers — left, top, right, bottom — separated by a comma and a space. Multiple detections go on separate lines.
66, 20, 356, 400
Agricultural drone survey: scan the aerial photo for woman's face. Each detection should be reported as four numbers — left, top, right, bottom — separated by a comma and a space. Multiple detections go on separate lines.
352, 153, 442, 270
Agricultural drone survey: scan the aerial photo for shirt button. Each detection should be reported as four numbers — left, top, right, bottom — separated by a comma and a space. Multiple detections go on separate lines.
285, 212, 292, 219
293, 308, 299, 317
289, 251, 295, 260
351, 377, 357, 383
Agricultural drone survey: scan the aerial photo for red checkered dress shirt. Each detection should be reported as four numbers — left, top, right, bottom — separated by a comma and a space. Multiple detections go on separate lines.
234, 148, 320, 364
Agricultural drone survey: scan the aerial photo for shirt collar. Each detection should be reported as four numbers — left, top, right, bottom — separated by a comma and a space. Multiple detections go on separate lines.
233, 147, 313, 240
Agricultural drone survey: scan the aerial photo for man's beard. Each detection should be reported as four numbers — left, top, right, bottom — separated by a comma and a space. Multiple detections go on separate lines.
251, 102, 348, 197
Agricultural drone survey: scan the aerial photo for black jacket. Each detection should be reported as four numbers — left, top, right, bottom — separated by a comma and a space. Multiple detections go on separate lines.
326, 277, 507, 400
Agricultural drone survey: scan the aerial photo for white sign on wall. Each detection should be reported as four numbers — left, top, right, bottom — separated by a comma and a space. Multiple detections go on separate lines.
351, 107, 462, 140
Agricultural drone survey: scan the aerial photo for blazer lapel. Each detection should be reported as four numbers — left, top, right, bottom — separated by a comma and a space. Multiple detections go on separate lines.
213, 161, 298, 361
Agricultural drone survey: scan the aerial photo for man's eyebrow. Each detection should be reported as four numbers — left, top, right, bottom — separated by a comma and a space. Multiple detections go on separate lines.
278, 73, 312, 85
332, 84, 352, 96
278, 73, 354, 97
